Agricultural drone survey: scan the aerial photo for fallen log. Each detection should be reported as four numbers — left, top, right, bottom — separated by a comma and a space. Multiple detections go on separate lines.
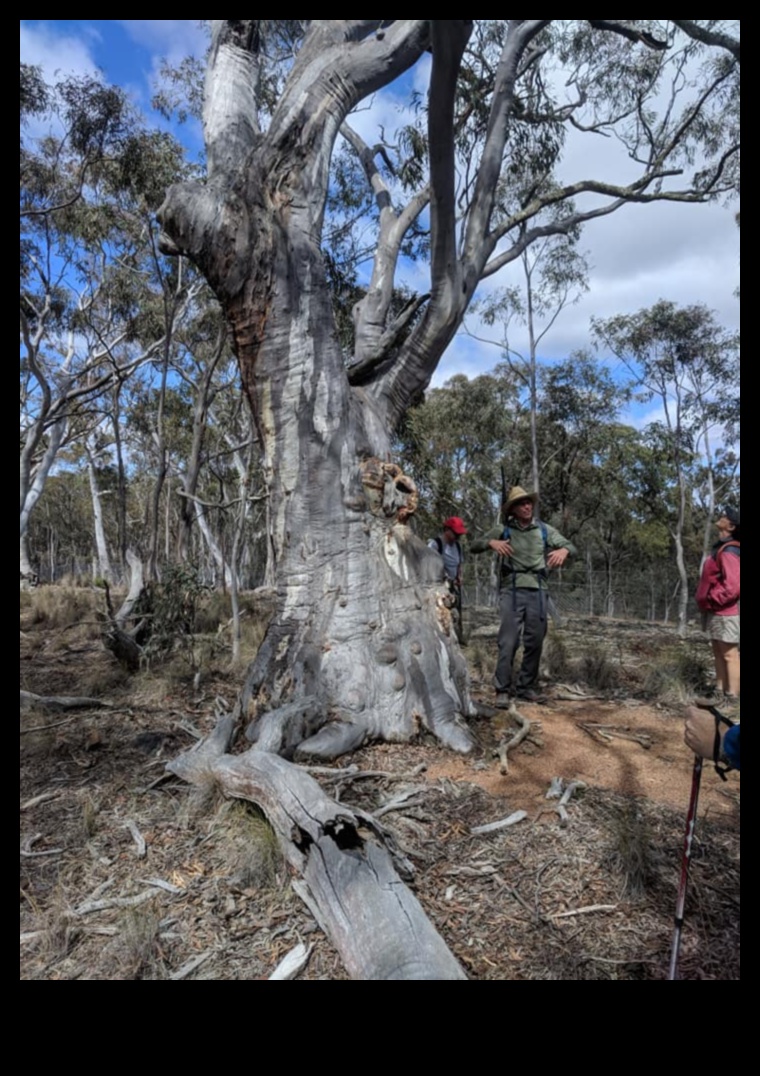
20, 690, 112, 713
167, 718, 467, 981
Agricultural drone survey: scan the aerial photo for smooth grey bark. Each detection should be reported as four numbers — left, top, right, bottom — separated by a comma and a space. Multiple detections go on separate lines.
86, 439, 112, 582
229, 417, 258, 663
193, 502, 233, 589
20, 414, 67, 550
110, 383, 129, 575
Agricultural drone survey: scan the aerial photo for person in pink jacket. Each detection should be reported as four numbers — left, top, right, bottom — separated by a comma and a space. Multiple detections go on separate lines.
695, 507, 740, 702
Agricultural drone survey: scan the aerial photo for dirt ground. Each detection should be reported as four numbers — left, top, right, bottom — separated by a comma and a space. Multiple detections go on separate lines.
20, 591, 740, 980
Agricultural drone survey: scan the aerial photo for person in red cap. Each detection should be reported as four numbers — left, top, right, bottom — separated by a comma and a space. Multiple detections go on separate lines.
429, 516, 467, 587
429, 517, 467, 641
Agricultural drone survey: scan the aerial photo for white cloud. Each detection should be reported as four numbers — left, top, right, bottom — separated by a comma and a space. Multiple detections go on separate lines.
627, 401, 668, 432
20, 23, 100, 79
118, 20, 208, 65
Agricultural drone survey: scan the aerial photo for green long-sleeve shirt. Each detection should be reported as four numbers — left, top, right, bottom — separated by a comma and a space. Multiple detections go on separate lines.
470, 518, 576, 590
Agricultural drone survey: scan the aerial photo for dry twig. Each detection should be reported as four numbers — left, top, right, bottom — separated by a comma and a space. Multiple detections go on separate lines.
471, 810, 527, 836
551, 903, 618, 919
169, 950, 214, 980
124, 819, 147, 858
20, 832, 63, 857
21, 791, 60, 811
493, 707, 533, 774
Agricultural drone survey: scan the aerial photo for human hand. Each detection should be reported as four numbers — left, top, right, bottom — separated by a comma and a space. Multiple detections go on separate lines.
546, 547, 569, 569
684, 706, 722, 760
489, 539, 513, 557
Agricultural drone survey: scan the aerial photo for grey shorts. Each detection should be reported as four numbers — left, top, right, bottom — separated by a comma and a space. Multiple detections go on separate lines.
701, 613, 740, 644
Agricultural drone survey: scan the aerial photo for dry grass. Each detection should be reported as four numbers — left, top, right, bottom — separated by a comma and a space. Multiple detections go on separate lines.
577, 645, 620, 692
211, 800, 284, 890
464, 637, 496, 683
643, 644, 711, 703
20, 708, 58, 756
80, 795, 99, 839
603, 802, 657, 898
115, 904, 167, 980
39, 886, 78, 963
175, 776, 227, 827
20, 586, 102, 631
542, 631, 572, 681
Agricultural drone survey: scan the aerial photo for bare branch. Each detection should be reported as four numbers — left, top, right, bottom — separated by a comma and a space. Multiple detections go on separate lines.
268, 21, 428, 151
462, 21, 550, 274
672, 19, 740, 61
587, 20, 668, 50
471, 810, 528, 836
177, 489, 267, 510
368, 23, 473, 422
651, 64, 737, 174
340, 122, 431, 373
481, 164, 718, 280
124, 820, 147, 858
348, 292, 430, 385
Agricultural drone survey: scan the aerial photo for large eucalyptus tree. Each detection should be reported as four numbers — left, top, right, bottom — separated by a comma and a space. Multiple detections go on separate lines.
158, 20, 739, 759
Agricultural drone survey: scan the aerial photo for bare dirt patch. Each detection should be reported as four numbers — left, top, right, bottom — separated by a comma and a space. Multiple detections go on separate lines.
426, 696, 736, 821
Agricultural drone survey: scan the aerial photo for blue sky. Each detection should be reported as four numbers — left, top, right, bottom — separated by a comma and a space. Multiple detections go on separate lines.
21, 20, 740, 434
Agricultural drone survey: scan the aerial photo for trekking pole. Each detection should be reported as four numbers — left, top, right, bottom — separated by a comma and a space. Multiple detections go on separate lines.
668, 753, 702, 979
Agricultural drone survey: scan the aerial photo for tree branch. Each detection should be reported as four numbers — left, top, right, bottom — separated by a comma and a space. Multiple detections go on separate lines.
587, 20, 668, 50
368, 23, 473, 423
204, 21, 262, 180
341, 122, 431, 374
347, 292, 430, 385
672, 19, 740, 61
268, 21, 429, 152
462, 21, 550, 277
482, 166, 715, 280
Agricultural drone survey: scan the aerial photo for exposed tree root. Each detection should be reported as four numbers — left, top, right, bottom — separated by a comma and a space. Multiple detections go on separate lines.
494, 702, 534, 775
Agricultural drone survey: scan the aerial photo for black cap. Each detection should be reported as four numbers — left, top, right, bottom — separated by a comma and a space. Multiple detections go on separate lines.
723, 506, 740, 526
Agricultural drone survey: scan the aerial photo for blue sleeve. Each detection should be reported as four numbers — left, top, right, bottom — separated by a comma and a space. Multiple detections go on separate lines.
723, 725, 740, 771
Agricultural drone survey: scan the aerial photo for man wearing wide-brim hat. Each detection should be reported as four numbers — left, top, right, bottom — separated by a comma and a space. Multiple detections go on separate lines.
470, 486, 575, 704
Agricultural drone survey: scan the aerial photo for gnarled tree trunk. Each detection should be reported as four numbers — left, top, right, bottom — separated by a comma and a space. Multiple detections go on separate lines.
158, 21, 475, 759
231, 231, 474, 757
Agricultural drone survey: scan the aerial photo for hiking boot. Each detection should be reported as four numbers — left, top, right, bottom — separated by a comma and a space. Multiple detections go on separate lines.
494, 691, 512, 709
515, 687, 543, 703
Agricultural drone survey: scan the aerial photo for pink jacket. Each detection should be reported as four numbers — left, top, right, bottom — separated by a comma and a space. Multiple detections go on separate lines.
695, 542, 740, 616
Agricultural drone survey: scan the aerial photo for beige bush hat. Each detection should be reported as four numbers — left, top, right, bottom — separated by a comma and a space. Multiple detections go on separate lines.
504, 485, 538, 517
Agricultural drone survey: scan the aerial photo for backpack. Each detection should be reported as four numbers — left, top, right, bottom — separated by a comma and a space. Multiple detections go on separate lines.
499, 518, 546, 581
499, 520, 546, 555
434, 535, 463, 559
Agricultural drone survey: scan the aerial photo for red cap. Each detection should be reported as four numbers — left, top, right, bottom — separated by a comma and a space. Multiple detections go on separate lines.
443, 516, 467, 536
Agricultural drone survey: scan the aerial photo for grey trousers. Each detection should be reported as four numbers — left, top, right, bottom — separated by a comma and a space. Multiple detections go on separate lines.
494, 588, 547, 693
